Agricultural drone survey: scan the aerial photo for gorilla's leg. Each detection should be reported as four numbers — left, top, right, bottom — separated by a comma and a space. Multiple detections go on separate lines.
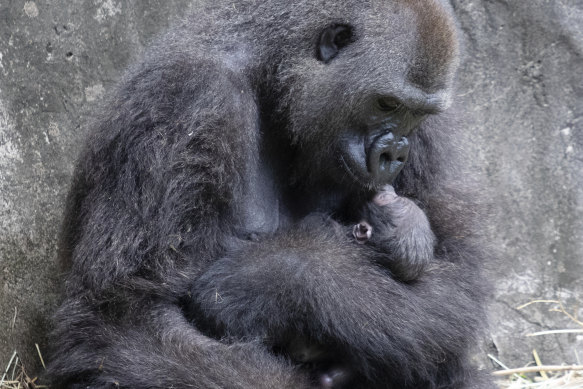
46, 58, 312, 388
48, 300, 309, 388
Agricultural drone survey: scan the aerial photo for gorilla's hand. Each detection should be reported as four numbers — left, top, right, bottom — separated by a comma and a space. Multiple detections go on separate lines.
353, 185, 435, 281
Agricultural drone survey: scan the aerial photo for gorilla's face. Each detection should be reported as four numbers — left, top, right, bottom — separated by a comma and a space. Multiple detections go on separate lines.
279, 1, 458, 193
334, 95, 429, 188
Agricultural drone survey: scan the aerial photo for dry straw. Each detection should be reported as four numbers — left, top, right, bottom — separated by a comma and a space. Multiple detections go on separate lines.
494, 299, 583, 389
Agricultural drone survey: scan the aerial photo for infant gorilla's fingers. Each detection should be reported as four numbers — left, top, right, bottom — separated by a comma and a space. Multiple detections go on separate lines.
285, 337, 354, 388
318, 366, 352, 389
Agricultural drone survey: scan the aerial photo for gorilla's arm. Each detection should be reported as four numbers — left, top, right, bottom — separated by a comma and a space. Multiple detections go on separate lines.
191, 214, 487, 385
48, 58, 315, 388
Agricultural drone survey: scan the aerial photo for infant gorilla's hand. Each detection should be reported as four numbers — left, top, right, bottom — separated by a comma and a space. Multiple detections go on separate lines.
353, 185, 435, 281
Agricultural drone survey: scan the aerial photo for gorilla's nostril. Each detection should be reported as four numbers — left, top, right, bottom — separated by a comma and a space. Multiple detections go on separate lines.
368, 131, 410, 183
380, 153, 391, 169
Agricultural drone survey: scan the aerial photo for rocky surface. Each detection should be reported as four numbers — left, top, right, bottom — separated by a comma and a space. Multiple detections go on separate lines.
0, 0, 581, 378
452, 0, 583, 371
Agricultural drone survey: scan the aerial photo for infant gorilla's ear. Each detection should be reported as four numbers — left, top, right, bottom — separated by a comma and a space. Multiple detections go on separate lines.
353, 186, 435, 281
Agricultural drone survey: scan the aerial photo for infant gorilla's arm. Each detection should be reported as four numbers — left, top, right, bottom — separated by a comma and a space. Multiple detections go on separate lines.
354, 185, 436, 281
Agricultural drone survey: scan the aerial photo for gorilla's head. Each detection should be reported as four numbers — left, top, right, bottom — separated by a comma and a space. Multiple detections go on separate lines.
268, 0, 459, 193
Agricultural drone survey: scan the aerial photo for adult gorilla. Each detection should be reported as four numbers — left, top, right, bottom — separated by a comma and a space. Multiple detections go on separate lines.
48, 0, 493, 388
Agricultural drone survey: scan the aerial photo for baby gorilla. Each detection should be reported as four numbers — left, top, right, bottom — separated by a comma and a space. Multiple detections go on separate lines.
354, 185, 436, 282
278, 186, 436, 388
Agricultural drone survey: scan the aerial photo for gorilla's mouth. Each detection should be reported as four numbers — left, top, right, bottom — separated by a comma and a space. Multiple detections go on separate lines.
339, 141, 408, 190
337, 130, 410, 190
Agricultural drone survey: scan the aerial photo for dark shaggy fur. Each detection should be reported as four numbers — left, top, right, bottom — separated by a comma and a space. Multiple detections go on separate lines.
47, 0, 494, 388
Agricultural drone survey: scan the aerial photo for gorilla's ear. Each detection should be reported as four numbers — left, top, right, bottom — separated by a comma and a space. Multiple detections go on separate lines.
317, 25, 354, 63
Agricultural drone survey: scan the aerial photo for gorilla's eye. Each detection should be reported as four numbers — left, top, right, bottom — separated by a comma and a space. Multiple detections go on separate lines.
333, 27, 352, 49
317, 24, 354, 63
377, 97, 401, 112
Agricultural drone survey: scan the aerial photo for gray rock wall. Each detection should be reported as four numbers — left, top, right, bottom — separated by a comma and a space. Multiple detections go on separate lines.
452, 0, 583, 370
0, 0, 581, 378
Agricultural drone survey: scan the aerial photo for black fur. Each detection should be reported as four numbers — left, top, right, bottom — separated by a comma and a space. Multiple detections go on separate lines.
47, 1, 493, 388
